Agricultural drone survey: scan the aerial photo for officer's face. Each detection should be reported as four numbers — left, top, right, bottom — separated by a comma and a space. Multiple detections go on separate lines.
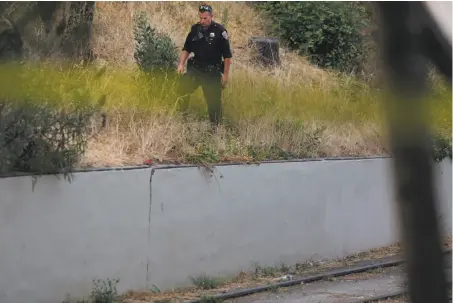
199, 11, 213, 28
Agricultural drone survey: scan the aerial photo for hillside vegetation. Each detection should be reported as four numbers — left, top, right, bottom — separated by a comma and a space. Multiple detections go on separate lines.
0, 2, 451, 173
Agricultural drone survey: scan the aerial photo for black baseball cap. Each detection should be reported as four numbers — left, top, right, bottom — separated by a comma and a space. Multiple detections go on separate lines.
199, 4, 212, 13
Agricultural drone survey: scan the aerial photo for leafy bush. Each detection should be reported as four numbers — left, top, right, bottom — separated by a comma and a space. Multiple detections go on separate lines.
256, 2, 371, 73
0, 98, 102, 178
0, 62, 106, 178
133, 12, 179, 73
90, 278, 120, 303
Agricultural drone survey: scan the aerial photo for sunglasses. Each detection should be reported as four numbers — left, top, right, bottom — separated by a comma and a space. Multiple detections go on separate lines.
199, 5, 212, 12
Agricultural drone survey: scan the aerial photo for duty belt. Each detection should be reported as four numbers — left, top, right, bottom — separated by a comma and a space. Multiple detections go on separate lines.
189, 59, 222, 72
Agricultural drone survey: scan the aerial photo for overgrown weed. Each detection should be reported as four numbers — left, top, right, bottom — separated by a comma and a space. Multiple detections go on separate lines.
62, 278, 121, 303
190, 274, 227, 290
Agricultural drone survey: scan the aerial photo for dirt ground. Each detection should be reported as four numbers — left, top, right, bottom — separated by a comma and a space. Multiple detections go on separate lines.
225, 255, 451, 303
124, 237, 452, 303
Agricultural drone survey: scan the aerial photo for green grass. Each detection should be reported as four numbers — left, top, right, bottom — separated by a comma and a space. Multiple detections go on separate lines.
1, 62, 449, 127
0, 61, 450, 167
61, 278, 121, 303
190, 274, 228, 290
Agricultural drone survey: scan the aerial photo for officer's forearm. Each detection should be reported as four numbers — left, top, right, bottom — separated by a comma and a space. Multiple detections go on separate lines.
179, 50, 190, 66
223, 58, 231, 76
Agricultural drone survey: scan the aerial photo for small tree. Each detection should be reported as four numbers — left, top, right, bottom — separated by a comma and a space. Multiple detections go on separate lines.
133, 12, 178, 73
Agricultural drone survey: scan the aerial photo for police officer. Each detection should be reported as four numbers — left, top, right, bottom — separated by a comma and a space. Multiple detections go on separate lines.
176, 4, 232, 126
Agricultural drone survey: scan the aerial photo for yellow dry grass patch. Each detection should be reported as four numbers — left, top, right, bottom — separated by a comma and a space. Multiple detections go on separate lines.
92, 2, 266, 67
1, 2, 450, 168
1, 60, 449, 168
91, 1, 331, 83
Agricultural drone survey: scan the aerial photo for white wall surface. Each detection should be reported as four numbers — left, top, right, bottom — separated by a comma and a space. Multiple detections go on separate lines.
0, 158, 451, 303
0, 168, 152, 303
148, 158, 452, 289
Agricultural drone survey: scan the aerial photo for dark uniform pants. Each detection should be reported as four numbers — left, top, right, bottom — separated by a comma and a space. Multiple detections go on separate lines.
177, 60, 222, 125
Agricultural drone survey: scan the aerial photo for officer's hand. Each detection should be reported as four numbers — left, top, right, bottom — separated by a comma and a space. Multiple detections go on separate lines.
177, 64, 185, 74
221, 74, 229, 89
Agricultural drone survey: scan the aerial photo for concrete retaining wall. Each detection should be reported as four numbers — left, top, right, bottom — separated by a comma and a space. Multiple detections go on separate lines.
0, 158, 451, 303
148, 158, 451, 289
0, 168, 152, 303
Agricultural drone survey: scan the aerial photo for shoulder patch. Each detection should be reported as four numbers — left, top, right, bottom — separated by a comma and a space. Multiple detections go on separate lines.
222, 31, 229, 40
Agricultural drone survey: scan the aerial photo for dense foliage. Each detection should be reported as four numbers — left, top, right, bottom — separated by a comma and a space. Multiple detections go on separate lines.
0, 98, 102, 178
256, 1, 372, 73
0, 3, 450, 174
0, 62, 106, 178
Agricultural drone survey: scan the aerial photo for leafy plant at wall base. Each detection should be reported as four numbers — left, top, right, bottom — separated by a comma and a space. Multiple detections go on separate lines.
185, 141, 221, 164
190, 275, 224, 290
61, 278, 121, 303
90, 278, 120, 303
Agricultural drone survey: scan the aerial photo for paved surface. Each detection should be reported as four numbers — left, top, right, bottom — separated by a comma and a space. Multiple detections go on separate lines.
225, 254, 452, 303
225, 266, 405, 303
225, 266, 453, 303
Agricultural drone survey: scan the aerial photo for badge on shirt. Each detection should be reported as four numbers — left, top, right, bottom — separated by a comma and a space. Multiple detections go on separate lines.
209, 32, 215, 38
198, 32, 203, 39
222, 31, 228, 40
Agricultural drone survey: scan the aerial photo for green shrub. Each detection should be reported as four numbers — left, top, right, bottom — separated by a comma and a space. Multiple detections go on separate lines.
90, 278, 120, 303
133, 12, 179, 73
190, 274, 226, 290
0, 63, 106, 178
0, 98, 101, 178
257, 1, 371, 73
61, 278, 121, 303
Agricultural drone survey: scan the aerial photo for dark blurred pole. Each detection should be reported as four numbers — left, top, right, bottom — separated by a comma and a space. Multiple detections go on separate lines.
373, 2, 450, 303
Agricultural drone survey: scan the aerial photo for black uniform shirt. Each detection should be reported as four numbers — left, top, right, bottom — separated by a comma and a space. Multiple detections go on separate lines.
182, 21, 232, 66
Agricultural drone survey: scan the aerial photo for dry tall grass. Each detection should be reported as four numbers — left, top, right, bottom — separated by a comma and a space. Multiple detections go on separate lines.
91, 2, 333, 82
3, 2, 451, 168
3, 61, 449, 168
92, 2, 266, 67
